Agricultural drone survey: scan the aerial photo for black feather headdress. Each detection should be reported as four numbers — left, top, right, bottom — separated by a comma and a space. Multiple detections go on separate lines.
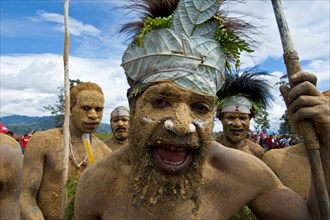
217, 71, 274, 116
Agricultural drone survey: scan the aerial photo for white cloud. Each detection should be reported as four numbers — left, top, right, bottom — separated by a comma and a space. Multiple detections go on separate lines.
35, 11, 101, 37
0, 54, 129, 125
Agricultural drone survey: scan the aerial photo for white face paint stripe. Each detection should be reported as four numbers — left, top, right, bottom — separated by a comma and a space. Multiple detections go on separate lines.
226, 120, 246, 125
142, 116, 157, 124
192, 119, 209, 128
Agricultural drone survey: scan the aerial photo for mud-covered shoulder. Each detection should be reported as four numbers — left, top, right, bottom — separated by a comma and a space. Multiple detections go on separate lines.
210, 140, 282, 189
91, 135, 112, 154
0, 133, 20, 149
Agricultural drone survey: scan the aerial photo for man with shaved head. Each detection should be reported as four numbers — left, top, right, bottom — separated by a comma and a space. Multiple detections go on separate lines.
20, 82, 111, 219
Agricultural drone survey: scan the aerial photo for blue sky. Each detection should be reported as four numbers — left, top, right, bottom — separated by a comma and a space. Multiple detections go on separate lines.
1, 0, 329, 134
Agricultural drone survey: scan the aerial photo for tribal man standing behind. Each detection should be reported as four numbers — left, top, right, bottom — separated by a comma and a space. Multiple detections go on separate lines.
20, 82, 111, 219
215, 72, 273, 159
104, 106, 130, 151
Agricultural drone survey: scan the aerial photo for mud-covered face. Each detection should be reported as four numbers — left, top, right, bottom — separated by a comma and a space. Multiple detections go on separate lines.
71, 90, 104, 134
129, 81, 215, 209
111, 116, 129, 141
221, 112, 250, 143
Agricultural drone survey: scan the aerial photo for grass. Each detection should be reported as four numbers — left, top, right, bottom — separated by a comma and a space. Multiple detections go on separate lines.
95, 133, 112, 141
65, 175, 80, 220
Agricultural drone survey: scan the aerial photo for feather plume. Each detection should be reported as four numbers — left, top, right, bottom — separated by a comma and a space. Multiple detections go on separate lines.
217, 71, 274, 108
119, 0, 259, 49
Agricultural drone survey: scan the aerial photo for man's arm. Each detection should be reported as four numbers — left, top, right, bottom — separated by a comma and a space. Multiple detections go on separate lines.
250, 185, 310, 220
20, 132, 46, 220
280, 71, 330, 218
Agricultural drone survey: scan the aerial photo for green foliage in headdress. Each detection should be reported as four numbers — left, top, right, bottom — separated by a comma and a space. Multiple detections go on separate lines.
134, 16, 172, 46
214, 23, 254, 73
127, 0, 254, 74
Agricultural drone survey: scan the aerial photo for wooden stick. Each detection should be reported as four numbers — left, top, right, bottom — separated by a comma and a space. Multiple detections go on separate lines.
61, 0, 71, 218
271, 0, 330, 219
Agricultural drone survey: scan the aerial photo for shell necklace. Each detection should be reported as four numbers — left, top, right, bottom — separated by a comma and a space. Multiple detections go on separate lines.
69, 142, 88, 169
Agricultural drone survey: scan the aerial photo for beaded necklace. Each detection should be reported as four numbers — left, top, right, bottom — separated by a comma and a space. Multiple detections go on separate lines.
69, 142, 88, 168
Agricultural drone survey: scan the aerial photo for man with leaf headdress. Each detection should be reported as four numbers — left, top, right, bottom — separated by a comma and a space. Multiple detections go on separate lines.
74, 0, 329, 219
215, 72, 274, 160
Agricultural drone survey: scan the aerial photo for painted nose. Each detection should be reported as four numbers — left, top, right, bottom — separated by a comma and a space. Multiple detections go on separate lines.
232, 118, 242, 126
164, 104, 196, 135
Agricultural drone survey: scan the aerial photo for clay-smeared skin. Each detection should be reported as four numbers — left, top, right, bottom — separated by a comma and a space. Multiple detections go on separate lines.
20, 89, 111, 220
0, 133, 22, 220
74, 81, 323, 220
104, 116, 129, 151
215, 111, 265, 159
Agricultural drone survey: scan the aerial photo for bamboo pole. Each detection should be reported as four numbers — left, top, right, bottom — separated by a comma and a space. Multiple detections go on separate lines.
271, 0, 330, 219
61, 0, 71, 218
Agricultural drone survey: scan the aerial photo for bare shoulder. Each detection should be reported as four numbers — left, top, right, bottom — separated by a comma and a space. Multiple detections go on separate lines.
245, 139, 264, 159
23, 129, 63, 162
0, 133, 22, 164
29, 128, 62, 144
76, 145, 130, 215
0, 133, 20, 149
209, 141, 280, 187
246, 139, 263, 149
210, 141, 264, 165
263, 144, 306, 168
103, 136, 114, 146
80, 145, 130, 185
92, 135, 112, 153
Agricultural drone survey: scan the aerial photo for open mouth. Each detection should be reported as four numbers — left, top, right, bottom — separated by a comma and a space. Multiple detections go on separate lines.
230, 129, 244, 135
153, 145, 192, 174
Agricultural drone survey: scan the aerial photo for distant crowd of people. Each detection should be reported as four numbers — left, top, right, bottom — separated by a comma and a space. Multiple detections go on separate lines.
249, 132, 302, 150
0, 122, 36, 153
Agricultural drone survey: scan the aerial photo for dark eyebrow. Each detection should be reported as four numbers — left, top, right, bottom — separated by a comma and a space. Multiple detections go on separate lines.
153, 90, 177, 97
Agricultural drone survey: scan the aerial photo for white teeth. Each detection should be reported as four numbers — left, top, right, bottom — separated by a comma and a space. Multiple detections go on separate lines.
169, 146, 185, 151
163, 159, 184, 165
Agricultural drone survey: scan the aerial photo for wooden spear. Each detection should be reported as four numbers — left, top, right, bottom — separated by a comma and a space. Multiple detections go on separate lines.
61, 0, 71, 218
271, 0, 330, 218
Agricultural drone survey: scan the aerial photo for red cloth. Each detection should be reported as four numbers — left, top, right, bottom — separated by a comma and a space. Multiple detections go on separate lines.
267, 136, 274, 149
259, 131, 266, 139
21, 136, 31, 150
0, 123, 9, 133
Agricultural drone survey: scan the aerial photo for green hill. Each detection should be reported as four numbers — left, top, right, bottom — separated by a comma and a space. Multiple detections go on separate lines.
1, 115, 112, 135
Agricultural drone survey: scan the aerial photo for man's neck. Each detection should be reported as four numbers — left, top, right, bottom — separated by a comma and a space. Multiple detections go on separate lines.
222, 135, 245, 150
115, 137, 128, 145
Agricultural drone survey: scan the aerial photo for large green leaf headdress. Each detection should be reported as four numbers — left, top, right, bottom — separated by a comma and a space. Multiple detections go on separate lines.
120, 0, 254, 98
